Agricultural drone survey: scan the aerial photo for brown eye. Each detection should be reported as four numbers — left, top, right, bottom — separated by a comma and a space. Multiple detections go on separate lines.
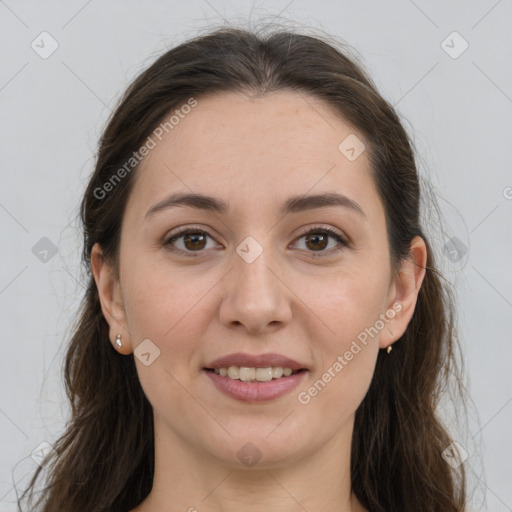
304, 232, 329, 251
182, 232, 207, 251
293, 226, 348, 257
164, 229, 217, 256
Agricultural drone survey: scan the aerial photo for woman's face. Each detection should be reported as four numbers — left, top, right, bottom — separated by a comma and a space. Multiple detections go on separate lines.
97, 91, 418, 468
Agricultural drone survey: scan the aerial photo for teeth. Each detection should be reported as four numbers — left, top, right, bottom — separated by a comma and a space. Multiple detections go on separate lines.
239, 367, 255, 382
255, 367, 273, 381
212, 366, 298, 382
272, 367, 283, 378
227, 366, 239, 379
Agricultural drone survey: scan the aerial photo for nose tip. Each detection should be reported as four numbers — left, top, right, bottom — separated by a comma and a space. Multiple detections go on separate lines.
218, 254, 292, 334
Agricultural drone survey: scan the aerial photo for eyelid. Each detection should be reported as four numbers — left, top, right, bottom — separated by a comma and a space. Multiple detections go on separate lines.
164, 224, 216, 241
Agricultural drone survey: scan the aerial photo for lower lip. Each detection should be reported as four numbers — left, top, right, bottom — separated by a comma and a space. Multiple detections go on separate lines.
204, 369, 308, 403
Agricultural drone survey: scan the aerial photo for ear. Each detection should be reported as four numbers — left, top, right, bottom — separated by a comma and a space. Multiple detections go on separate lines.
91, 242, 132, 354
379, 236, 427, 350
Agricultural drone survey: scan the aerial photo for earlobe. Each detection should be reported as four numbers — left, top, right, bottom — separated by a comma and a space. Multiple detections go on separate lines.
90, 243, 132, 354
380, 236, 428, 350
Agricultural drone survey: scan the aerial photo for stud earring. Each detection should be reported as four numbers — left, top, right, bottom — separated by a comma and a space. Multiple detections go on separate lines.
386, 327, 394, 354
115, 334, 122, 349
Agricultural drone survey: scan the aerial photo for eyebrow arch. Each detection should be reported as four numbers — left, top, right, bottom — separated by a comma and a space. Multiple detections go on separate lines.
144, 191, 366, 219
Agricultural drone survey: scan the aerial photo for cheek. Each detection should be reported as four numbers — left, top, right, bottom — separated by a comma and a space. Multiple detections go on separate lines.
121, 263, 213, 407
295, 264, 388, 405
121, 258, 217, 358
301, 261, 390, 343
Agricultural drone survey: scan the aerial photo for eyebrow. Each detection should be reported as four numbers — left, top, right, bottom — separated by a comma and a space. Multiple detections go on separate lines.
144, 191, 366, 219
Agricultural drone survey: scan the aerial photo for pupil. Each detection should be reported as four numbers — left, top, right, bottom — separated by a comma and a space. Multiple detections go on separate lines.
185, 233, 206, 250
306, 233, 327, 251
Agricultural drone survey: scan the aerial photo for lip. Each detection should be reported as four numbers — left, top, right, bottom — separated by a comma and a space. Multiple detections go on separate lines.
204, 352, 308, 371
204, 369, 308, 403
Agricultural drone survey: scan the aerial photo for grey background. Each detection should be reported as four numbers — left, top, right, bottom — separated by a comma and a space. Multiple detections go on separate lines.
1, 1, 511, 510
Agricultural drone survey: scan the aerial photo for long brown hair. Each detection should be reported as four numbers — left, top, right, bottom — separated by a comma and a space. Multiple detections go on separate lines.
18, 24, 468, 511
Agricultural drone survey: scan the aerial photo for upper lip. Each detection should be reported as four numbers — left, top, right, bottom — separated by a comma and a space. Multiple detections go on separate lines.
205, 352, 308, 371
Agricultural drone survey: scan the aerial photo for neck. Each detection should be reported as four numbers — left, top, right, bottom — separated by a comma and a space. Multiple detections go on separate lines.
132, 414, 366, 512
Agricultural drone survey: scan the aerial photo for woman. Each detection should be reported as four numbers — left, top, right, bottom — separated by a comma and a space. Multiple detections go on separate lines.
19, 25, 468, 511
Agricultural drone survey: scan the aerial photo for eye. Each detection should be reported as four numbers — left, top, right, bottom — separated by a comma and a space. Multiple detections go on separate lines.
163, 227, 218, 257
292, 225, 349, 257
163, 224, 349, 258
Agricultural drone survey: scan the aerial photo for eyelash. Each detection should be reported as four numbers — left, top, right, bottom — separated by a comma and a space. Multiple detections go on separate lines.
163, 225, 349, 258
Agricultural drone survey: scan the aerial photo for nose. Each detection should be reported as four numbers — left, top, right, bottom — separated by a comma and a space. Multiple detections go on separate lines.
218, 246, 293, 334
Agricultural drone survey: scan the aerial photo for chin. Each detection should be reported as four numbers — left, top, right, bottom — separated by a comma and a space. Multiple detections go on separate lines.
204, 429, 312, 470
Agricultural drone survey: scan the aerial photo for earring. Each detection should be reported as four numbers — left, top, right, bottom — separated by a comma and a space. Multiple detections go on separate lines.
386, 345, 393, 354
115, 334, 122, 349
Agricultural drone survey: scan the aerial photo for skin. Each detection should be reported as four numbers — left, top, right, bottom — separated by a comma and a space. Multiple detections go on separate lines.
92, 90, 426, 512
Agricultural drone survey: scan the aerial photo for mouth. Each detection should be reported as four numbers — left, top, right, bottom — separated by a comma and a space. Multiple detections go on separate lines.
203, 352, 309, 402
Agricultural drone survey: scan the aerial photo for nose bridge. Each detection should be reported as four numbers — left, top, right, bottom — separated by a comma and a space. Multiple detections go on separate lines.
236, 240, 277, 296
219, 235, 292, 332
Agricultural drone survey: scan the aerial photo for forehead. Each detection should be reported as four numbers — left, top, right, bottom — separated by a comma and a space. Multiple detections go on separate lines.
126, 90, 383, 224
